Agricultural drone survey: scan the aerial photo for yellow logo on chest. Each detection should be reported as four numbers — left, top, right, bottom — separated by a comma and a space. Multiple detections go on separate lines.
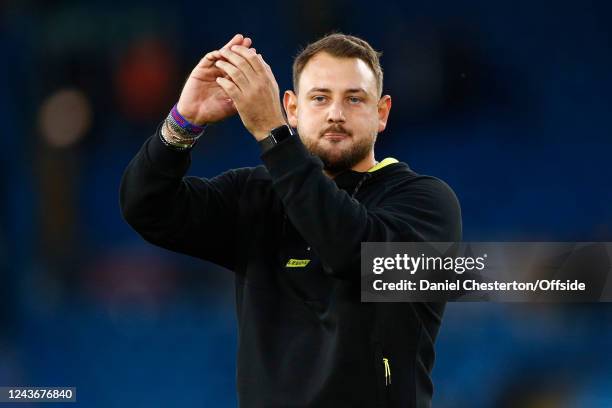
286, 259, 311, 267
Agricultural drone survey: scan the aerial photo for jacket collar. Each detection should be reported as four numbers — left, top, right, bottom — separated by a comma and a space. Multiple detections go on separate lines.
334, 157, 399, 191
367, 158, 399, 172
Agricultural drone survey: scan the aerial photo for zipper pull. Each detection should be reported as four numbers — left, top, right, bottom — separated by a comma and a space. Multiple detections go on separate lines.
383, 357, 391, 386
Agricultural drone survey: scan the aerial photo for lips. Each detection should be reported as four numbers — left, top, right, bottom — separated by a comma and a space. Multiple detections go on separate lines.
323, 132, 350, 141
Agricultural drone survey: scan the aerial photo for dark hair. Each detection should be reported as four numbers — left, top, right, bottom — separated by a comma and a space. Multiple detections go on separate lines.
292, 33, 383, 97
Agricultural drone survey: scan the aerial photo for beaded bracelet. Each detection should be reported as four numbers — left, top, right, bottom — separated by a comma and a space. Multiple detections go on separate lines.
169, 104, 207, 137
160, 120, 197, 151
160, 104, 208, 150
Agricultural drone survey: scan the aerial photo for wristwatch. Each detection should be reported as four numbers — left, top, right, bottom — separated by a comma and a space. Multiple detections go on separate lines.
259, 124, 294, 152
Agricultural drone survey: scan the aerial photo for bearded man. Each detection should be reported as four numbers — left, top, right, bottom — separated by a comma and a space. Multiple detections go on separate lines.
120, 32, 461, 408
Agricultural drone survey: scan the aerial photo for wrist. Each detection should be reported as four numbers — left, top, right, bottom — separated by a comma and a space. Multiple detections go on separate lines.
160, 120, 199, 151
258, 124, 294, 154
170, 104, 207, 135
158, 103, 208, 151
161, 103, 209, 150
254, 120, 288, 142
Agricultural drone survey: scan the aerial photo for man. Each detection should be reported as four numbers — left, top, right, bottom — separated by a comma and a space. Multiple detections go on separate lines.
120, 33, 461, 407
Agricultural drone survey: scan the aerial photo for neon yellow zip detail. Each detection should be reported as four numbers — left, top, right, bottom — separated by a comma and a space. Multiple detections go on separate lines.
383, 357, 391, 386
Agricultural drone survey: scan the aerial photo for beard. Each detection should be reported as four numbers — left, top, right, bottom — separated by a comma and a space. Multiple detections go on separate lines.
302, 126, 376, 174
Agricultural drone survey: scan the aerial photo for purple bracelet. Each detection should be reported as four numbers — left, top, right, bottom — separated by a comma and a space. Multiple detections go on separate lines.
170, 104, 207, 134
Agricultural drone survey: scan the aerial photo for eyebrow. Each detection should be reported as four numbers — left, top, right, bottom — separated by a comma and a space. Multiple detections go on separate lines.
306, 87, 369, 95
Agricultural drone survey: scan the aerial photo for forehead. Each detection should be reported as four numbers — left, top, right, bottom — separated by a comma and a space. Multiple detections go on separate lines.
298, 52, 378, 95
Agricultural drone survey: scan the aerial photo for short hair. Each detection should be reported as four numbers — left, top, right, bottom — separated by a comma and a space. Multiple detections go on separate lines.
292, 33, 384, 97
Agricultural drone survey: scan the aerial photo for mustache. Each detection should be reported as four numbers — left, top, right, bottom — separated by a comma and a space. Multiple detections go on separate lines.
320, 125, 351, 137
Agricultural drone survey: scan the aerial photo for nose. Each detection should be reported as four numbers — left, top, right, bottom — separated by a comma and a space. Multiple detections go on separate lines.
326, 101, 346, 123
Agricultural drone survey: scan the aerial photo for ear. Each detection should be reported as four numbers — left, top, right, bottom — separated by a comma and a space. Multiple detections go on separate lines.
377, 95, 392, 133
283, 90, 298, 128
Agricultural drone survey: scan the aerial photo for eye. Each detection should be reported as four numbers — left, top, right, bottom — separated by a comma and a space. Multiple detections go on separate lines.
348, 96, 363, 104
312, 95, 327, 103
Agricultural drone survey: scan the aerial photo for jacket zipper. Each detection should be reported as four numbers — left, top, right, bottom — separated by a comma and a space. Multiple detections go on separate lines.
375, 348, 390, 407
383, 357, 391, 386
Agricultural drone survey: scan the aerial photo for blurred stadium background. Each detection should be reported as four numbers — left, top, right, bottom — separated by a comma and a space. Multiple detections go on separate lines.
1, 0, 611, 406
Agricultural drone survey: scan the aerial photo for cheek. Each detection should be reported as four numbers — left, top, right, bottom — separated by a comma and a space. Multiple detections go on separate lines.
297, 105, 321, 122
296, 109, 321, 136
365, 108, 382, 132
350, 112, 379, 134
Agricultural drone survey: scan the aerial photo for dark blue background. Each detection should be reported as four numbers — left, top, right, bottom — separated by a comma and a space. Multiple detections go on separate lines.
1, 0, 611, 406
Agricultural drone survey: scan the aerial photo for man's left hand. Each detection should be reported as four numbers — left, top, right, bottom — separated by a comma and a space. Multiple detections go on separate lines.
214, 45, 287, 141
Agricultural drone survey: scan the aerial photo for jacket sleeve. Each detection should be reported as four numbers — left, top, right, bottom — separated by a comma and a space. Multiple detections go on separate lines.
261, 135, 462, 280
119, 127, 246, 270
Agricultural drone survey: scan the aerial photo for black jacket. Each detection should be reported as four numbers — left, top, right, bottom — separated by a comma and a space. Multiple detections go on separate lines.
120, 128, 462, 408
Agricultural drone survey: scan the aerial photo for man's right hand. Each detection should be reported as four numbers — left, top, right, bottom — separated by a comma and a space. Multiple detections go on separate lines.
176, 34, 253, 125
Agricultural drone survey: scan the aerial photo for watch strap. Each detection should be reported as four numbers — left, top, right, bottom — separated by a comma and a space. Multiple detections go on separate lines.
259, 125, 294, 154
